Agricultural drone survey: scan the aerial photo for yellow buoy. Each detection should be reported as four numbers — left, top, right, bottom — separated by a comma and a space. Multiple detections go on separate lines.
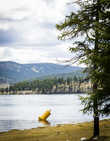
38, 110, 51, 121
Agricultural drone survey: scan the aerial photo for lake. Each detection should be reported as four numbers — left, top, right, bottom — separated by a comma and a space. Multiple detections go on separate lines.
0, 94, 105, 132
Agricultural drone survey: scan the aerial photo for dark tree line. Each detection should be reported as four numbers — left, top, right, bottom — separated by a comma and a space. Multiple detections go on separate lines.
0, 76, 90, 94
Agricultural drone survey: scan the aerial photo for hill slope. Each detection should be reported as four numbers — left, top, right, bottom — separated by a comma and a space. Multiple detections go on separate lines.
0, 61, 83, 83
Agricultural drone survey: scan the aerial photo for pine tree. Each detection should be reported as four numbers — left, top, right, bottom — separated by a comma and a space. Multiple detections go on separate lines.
56, 0, 110, 137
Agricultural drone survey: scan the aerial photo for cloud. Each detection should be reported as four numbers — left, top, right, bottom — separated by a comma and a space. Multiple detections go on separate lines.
0, 0, 77, 64
0, 42, 73, 64
0, 28, 22, 45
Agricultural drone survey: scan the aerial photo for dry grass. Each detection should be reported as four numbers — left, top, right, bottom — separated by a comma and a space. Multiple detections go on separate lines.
0, 119, 110, 141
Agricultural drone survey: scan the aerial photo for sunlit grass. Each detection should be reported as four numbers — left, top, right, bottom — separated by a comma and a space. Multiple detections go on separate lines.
0, 119, 110, 141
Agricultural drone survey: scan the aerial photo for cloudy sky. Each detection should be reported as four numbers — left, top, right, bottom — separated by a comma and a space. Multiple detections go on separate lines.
0, 0, 78, 64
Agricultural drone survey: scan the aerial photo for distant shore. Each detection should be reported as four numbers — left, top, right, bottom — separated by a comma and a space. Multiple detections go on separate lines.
0, 119, 110, 141
0, 92, 86, 95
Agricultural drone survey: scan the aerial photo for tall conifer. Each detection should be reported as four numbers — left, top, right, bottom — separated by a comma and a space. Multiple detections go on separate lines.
56, 0, 110, 137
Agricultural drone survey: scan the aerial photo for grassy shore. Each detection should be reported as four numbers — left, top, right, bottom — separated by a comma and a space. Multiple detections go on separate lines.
0, 119, 110, 141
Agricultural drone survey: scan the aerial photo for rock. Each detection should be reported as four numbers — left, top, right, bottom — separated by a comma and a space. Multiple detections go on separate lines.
80, 137, 87, 141
93, 136, 98, 140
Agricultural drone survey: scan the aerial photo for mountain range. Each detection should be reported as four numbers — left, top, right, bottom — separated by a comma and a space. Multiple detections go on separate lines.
0, 61, 83, 83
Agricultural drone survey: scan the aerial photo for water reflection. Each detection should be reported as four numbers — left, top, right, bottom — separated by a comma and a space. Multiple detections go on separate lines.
38, 120, 50, 125
0, 120, 37, 132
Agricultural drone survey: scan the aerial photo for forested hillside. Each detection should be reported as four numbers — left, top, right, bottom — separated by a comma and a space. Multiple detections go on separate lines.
0, 61, 83, 83
0, 76, 91, 94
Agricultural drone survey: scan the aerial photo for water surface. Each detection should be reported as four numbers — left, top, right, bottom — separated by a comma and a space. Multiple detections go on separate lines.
0, 94, 95, 132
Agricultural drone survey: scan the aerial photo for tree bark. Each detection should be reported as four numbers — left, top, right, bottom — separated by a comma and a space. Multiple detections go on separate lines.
94, 115, 99, 137
93, 83, 99, 137
93, 0, 100, 137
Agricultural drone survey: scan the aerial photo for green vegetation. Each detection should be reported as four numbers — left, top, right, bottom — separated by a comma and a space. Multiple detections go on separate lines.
0, 76, 91, 94
56, 0, 110, 137
0, 119, 110, 141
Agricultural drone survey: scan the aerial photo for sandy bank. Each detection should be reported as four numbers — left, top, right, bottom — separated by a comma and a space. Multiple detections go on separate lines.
0, 119, 110, 141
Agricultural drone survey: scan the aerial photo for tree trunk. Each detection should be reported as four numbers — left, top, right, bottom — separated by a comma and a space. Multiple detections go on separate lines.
93, 83, 99, 137
94, 115, 99, 137
93, 0, 100, 137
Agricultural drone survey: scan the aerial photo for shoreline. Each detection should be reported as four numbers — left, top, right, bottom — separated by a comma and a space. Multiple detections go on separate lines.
0, 119, 110, 141
0, 93, 86, 95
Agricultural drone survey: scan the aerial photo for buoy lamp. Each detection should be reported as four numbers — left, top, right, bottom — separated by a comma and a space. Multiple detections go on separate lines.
38, 110, 51, 121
